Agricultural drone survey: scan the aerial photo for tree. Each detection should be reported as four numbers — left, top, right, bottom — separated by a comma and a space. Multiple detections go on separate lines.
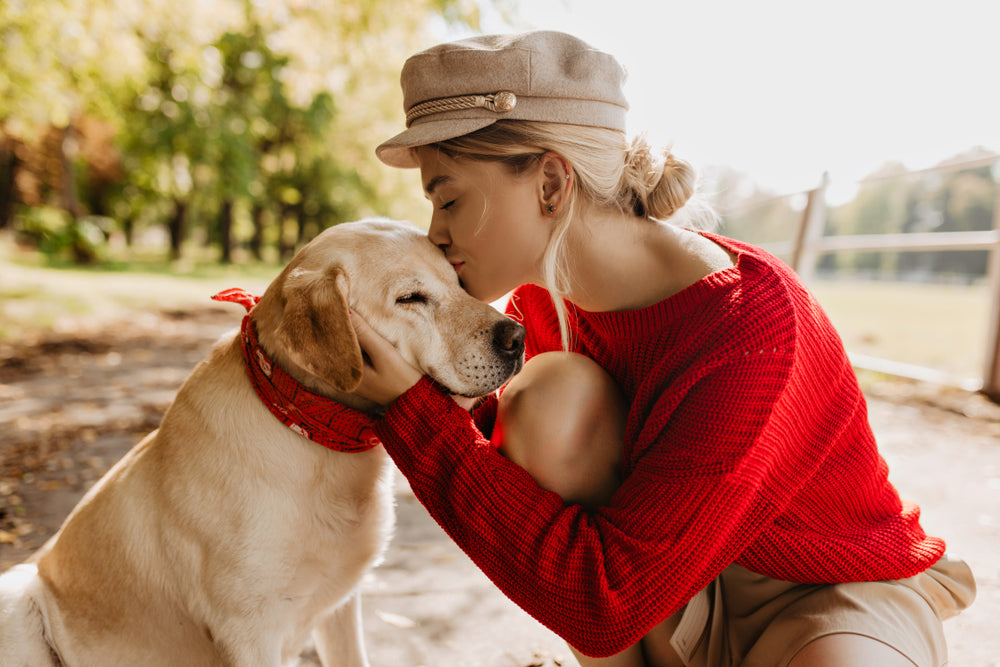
1, 0, 514, 262
822, 152, 997, 280
825, 163, 913, 275
898, 163, 995, 278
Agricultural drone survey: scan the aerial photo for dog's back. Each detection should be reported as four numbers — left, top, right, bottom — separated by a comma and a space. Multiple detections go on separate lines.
0, 564, 61, 666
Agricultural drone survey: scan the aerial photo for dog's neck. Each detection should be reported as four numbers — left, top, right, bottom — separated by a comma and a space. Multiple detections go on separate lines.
213, 289, 382, 454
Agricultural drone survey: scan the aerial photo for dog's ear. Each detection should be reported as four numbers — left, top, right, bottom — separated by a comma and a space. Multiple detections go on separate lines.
276, 266, 363, 392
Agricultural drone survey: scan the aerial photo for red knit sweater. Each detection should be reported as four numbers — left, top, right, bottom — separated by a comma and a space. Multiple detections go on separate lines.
374, 232, 945, 657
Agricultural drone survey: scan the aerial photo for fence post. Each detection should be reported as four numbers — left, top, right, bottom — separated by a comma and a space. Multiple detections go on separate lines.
790, 172, 829, 283
982, 180, 1000, 401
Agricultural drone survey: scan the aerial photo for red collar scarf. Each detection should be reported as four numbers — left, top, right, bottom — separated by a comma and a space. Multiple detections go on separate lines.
211, 288, 381, 453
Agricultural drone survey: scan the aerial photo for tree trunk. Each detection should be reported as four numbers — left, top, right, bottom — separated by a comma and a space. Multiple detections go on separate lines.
122, 216, 134, 247
0, 137, 18, 230
219, 199, 234, 264
285, 202, 303, 259
59, 124, 101, 264
296, 209, 310, 247
58, 125, 84, 219
167, 199, 187, 261
277, 203, 293, 261
250, 203, 265, 261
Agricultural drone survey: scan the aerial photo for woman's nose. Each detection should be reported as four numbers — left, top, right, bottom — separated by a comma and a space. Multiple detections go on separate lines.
427, 214, 450, 249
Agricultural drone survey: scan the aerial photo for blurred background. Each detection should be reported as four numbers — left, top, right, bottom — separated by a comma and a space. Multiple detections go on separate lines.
2, 3, 999, 663
1, 0, 998, 389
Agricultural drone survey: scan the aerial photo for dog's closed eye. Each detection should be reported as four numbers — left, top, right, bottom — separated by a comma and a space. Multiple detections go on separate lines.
396, 293, 428, 305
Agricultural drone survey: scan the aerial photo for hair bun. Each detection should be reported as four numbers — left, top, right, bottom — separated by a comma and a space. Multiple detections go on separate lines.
622, 135, 696, 219
623, 136, 658, 193
651, 151, 696, 219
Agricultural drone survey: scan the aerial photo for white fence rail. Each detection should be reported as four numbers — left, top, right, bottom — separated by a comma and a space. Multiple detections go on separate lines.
750, 157, 1000, 400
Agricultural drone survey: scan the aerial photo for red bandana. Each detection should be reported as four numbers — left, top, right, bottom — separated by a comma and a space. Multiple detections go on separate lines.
211, 288, 381, 453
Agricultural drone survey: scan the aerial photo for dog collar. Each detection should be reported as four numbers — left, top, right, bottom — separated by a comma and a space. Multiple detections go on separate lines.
212, 288, 381, 453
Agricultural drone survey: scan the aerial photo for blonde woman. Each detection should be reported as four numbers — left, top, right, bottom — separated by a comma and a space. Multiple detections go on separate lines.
350, 31, 975, 667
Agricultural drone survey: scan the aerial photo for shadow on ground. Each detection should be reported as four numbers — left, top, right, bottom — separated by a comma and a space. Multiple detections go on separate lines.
1, 307, 998, 666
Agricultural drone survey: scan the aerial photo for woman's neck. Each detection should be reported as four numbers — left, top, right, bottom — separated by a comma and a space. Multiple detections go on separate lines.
554, 204, 734, 313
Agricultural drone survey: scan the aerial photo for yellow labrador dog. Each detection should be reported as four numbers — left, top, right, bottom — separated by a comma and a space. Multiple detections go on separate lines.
0, 219, 525, 667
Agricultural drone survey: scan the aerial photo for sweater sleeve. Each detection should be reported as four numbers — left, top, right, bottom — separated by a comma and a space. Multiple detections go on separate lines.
469, 391, 498, 437
374, 346, 802, 658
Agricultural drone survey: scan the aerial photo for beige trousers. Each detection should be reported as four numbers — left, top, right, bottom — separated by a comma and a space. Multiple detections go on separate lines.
670, 553, 976, 667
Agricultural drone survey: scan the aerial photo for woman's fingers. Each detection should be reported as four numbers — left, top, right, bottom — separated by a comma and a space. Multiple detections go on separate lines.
350, 311, 422, 405
351, 311, 481, 412
350, 310, 389, 360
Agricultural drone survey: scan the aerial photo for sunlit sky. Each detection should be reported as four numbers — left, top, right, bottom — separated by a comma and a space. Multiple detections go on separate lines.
442, 0, 1000, 197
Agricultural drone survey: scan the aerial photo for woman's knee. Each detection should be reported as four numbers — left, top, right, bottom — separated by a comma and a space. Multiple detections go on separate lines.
496, 352, 627, 508
788, 633, 917, 667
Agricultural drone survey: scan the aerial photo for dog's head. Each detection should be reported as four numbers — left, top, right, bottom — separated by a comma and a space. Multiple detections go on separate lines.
253, 219, 525, 405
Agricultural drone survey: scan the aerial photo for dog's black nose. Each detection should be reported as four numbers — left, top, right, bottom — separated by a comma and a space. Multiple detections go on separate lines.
492, 319, 526, 358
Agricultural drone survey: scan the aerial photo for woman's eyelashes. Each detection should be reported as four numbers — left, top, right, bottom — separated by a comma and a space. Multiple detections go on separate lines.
439, 199, 456, 211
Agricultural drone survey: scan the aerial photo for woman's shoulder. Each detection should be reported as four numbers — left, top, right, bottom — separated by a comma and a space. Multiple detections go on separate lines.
694, 232, 808, 309
698, 231, 800, 285
505, 239, 817, 352
698, 231, 846, 350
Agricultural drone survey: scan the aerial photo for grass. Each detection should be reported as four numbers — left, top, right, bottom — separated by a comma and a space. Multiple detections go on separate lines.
0, 234, 279, 341
809, 278, 991, 383
1, 232, 993, 386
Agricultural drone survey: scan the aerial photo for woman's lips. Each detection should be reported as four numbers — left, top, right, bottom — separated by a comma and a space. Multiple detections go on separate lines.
450, 261, 464, 273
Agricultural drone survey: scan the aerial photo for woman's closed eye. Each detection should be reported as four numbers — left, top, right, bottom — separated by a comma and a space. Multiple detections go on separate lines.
439, 200, 456, 211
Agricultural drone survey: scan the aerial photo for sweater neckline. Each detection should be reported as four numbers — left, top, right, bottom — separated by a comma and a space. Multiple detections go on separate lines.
567, 232, 751, 341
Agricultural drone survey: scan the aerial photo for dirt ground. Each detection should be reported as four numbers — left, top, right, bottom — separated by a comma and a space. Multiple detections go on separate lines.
1, 304, 999, 666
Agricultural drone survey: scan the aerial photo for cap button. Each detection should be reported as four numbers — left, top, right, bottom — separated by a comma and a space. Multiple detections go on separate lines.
492, 91, 517, 113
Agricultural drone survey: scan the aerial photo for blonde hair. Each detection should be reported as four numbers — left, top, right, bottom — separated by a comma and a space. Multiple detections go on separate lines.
427, 120, 704, 350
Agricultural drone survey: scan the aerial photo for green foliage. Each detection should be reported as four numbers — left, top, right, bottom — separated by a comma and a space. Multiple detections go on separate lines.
15, 206, 73, 254
1, 0, 511, 263
16, 206, 112, 263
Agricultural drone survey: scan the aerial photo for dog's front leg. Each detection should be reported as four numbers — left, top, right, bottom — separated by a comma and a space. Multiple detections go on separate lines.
212, 625, 284, 667
311, 590, 369, 667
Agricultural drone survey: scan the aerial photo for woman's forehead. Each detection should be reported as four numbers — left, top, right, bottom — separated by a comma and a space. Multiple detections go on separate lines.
415, 148, 458, 191
417, 150, 506, 195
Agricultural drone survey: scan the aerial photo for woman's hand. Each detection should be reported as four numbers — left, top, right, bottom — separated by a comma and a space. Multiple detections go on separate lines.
350, 311, 422, 406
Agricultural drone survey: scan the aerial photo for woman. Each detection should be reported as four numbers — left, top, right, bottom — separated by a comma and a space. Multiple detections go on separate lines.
350, 30, 975, 666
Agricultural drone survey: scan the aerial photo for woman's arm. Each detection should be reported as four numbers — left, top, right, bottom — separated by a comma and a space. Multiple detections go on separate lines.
371, 350, 805, 658
351, 295, 914, 658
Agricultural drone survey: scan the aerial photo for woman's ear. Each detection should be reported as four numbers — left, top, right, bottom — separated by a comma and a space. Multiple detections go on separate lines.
538, 152, 573, 216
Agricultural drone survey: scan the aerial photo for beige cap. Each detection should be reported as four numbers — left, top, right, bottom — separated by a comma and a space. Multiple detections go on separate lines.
376, 30, 629, 168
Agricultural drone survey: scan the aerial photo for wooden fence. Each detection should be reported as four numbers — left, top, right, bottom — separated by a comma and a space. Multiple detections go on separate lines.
750, 155, 1000, 400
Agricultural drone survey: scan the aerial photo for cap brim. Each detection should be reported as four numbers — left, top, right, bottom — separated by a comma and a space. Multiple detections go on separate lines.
375, 117, 500, 168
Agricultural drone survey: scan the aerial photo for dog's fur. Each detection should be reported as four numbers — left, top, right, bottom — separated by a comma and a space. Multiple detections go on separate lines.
0, 219, 525, 666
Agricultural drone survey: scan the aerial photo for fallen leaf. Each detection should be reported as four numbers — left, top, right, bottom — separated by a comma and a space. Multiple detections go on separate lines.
374, 609, 417, 628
